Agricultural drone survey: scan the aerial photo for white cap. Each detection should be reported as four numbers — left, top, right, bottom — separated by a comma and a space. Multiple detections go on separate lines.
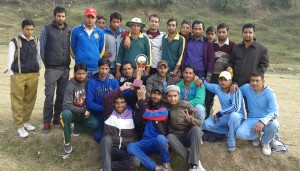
219, 71, 232, 80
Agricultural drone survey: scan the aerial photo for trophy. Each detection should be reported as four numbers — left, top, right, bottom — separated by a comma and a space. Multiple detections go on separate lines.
132, 54, 148, 87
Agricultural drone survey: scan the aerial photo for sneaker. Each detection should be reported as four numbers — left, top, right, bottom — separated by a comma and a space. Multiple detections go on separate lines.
42, 123, 51, 134
155, 165, 166, 171
252, 139, 260, 147
189, 161, 206, 171
262, 143, 271, 155
24, 122, 36, 131
163, 163, 173, 171
198, 160, 206, 171
64, 143, 72, 154
17, 127, 29, 138
72, 129, 80, 136
227, 145, 236, 152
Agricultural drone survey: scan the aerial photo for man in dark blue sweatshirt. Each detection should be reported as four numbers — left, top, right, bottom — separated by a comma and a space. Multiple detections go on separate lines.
127, 86, 172, 171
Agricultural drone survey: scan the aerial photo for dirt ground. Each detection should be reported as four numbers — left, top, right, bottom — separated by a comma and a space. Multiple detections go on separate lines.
0, 45, 299, 170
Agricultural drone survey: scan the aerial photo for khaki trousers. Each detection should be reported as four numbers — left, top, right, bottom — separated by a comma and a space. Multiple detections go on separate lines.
10, 73, 39, 128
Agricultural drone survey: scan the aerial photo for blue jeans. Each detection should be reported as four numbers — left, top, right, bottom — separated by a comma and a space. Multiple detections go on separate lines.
236, 118, 279, 144
87, 70, 98, 79
92, 112, 104, 142
127, 135, 170, 170
203, 112, 242, 147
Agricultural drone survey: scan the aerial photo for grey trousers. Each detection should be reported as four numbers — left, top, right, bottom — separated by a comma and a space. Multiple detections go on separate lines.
43, 68, 69, 123
100, 135, 140, 171
167, 126, 203, 165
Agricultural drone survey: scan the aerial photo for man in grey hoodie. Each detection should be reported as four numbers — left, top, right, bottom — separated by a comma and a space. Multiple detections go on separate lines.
60, 63, 99, 154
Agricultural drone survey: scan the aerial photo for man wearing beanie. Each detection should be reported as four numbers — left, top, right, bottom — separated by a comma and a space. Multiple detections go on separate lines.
165, 85, 206, 171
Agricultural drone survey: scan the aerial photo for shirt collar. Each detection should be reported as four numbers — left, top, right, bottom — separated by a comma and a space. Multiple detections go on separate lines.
191, 36, 204, 42
215, 38, 229, 46
19, 33, 35, 40
82, 22, 95, 31
129, 32, 144, 38
146, 29, 160, 35
165, 33, 180, 40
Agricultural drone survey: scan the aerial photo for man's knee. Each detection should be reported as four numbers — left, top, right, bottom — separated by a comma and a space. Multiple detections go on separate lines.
61, 110, 72, 120
129, 156, 140, 168
190, 126, 203, 138
100, 135, 113, 147
229, 112, 242, 122
127, 143, 137, 155
167, 134, 176, 141
264, 120, 279, 133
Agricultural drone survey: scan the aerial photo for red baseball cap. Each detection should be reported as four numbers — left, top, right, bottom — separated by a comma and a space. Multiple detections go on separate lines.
85, 7, 96, 17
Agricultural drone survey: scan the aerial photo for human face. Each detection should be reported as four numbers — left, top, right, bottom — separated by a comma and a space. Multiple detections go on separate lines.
218, 77, 231, 90
217, 28, 228, 42
166, 91, 179, 106
149, 16, 159, 31
167, 21, 177, 35
180, 23, 190, 37
157, 65, 168, 77
206, 31, 216, 42
98, 64, 110, 79
242, 28, 255, 43
55, 12, 66, 26
22, 25, 34, 39
96, 18, 106, 29
151, 91, 163, 104
193, 23, 204, 38
250, 76, 265, 92
110, 18, 120, 31
84, 15, 96, 29
74, 69, 87, 83
183, 67, 195, 83
114, 98, 127, 114
122, 63, 133, 77
130, 23, 142, 35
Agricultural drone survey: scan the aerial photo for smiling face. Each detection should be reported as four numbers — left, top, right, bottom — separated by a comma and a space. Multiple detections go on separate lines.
250, 75, 265, 92
183, 67, 195, 83
151, 90, 163, 104
218, 77, 231, 90
149, 16, 159, 32
130, 23, 142, 35
157, 64, 168, 77
114, 98, 126, 114
166, 91, 179, 106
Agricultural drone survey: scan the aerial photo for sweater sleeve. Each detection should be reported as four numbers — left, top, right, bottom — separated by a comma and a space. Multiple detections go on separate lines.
219, 89, 243, 117
260, 90, 279, 125
257, 46, 269, 74
102, 88, 122, 119
206, 40, 215, 74
99, 30, 105, 58
116, 39, 125, 66
145, 36, 152, 66
188, 103, 201, 126
176, 36, 185, 66
70, 29, 77, 59
203, 80, 218, 94
7, 41, 15, 76
189, 85, 205, 106
62, 82, 86, 115
39, 26, 47, 63
142, 107, 168, 121
86, 80, 103, 113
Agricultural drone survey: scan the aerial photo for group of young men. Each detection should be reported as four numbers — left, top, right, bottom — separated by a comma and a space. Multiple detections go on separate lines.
7, 5, 282, 171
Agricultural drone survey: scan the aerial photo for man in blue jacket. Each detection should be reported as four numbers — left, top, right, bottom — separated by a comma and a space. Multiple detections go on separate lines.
86, 58, 119, 142
71, 7, 105, 78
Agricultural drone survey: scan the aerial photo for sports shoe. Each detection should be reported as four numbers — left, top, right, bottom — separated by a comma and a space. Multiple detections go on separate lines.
227, 145, 236, 152
24, 122, 36, 131
163, 163, 173, 171
17, 127, 29, 138
198, 160, 206, 171
72, 129, 80, 136
155, 165, 166, 171
252, 138, 260, 147
42, 123, 51, 134
262, 143, 271, 155
189, 161, 206, 171
64, 143, 72, 154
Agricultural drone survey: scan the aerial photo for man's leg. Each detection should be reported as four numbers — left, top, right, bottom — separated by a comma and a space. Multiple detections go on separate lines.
53, 69, 69, 123
10, 73, 26, 128
100, 135, 113, 171
261, 119, 279, 145
227, 112, 243, 149
22, 73, 39, 123
43, 69, 60, 125
93, 113, 104, 142
203, 115, 229, 135
61, 110, 75, 144
204, 74, 218, 118
167, 134, 189, 162
76, 114, 99, 132
236, 118, 260, 141
111, 148, 140, 170
185, 126, 203, 165
195, 104, 206, 125
154, 135, 171, 164
127, 139, 156, 170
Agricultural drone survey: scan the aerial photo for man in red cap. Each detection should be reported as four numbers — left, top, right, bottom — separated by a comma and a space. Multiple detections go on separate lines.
71, 7, 105, 79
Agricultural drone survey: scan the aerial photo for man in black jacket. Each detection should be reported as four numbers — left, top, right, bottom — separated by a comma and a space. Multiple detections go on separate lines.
40, 6, 72, 133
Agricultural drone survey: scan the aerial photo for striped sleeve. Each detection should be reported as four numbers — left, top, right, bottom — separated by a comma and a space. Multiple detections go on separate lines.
176, 35, 185, 66
220, 89, 243, 116
142, 107, 168, 121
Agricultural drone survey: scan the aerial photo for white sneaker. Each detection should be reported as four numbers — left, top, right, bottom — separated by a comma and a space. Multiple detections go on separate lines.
198, 160, 206, 171
24, 122, 36, 131
252, 139, 260, 146
262, 143, 271, 155
17, 127, 29, 138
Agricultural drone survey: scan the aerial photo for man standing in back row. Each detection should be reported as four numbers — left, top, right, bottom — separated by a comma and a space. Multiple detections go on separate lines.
71, 7, 105, 78
40, 6, 72, 133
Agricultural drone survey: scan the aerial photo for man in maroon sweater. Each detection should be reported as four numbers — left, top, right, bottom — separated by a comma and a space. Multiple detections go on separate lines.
205, 23, 236, 117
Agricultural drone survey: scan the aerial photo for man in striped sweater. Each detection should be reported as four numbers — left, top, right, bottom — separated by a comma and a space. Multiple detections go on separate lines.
202, 71, 244, 151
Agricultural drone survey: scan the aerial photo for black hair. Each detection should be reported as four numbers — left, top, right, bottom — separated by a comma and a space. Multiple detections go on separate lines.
97, 15, 106, 21
21, 19, 35, 28
149, 14, 160, 22
180, 19, 191, 27
120, 61, 132, 70
167, 17, 177, 26
242, 23, 255, 32
74, 63, 87, 72
183, 65, 196, 74
98, 58, 111, 67
217, 23, 229, 31
54, 6, 66, 16
206, 26, 215, 34
110, 12, 122, 22
192, 20, 205, 30
251, 71, 264, 80
113, 94, 127, 103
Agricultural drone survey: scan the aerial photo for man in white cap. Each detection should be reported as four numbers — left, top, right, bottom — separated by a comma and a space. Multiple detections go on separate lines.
116, 17, 151, 80
165, 85, 205, 171
71, 7, 105, 79
201, 71, 244, 151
